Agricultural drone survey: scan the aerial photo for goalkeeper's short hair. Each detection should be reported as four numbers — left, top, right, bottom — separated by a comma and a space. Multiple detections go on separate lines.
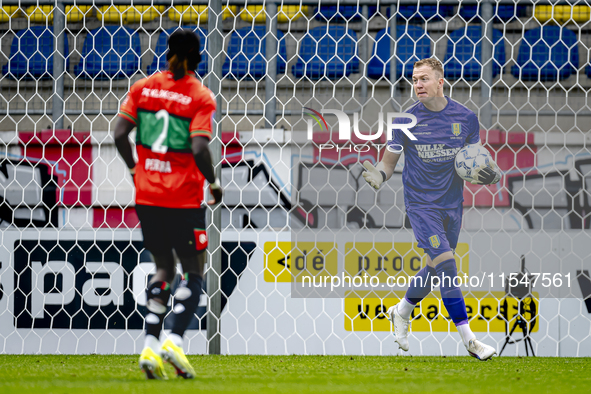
414, 58, 444, 78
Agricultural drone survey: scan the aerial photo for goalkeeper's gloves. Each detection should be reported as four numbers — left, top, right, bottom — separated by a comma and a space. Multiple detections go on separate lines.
362, 161, 386, 190
471, 166, 501, 185
208, 178, 223, 205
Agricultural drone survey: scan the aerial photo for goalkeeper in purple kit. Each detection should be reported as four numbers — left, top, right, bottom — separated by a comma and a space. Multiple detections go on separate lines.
362, 58, 500, 360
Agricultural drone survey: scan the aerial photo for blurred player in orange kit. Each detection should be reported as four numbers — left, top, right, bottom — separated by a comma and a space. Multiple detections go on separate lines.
114, 29, 222, 379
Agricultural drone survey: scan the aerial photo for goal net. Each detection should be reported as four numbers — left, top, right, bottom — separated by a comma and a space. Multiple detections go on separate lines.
0, 0, 590, 357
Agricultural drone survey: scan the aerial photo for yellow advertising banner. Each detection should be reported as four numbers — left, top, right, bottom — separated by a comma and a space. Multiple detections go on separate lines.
344, 291, 539, 333
264, 241, 470, 283
344, 242, 469, 282
264, 241, 338, 282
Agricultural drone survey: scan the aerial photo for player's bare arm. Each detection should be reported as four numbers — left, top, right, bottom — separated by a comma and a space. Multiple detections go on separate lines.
192, 136, 222, 205
114, 117, 137, 175
377, 148, 402, 180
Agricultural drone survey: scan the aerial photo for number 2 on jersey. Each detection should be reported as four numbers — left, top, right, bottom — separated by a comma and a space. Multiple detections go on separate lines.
152, 109, 169, 153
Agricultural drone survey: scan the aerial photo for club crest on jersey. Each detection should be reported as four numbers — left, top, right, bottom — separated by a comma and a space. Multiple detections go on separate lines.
429, 235, 441, 248
452, 123, 461, 136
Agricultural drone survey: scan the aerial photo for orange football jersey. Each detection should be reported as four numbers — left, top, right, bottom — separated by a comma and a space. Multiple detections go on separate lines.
119, 71, 216, 208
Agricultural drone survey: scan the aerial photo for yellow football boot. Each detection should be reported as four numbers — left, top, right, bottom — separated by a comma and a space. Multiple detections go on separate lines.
160, 339, 196, 379
139, 346, 168, 380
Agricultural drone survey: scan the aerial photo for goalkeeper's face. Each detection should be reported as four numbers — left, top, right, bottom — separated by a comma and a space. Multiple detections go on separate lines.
412, 66, 444, 102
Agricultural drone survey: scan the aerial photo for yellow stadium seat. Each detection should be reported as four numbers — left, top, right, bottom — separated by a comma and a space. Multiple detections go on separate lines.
168, 5, 237, 23
96, 6, 126, 23
0, 6, 21, 22
224, 6, 239, 20
66, 6, 93, 23
26, 6, 92, 23
168, 5, 207, 23
534, 5, 552, 23
240, 6, 266, 23
278, 5, 308, 23
26, 6, 53, 23
535, 5, 591, 24
97, 5, 165, 23
125, 6, 166, 23
570, 5, 591, 23
240, 5, 308, 23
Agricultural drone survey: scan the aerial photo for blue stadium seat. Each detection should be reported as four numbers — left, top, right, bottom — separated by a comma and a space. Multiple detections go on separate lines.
314, 5, 377, 22
74, 26, 141, 79
147, 27, 208, 76
367, 26, 431, 80
292, 26, 359, 80
389, 5, 454, 22
511, 26, 578, 81
586, 64, 591, 78
459, 5, 527, 22
444, 26, 506, 80
2, 27, 69, 79
222, 26, 286, 80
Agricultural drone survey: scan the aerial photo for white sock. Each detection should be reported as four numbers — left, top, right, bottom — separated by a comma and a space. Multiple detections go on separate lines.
144, 334, 161, 352
168, 333, 183, 348
457, 324, 476, 347
397, 298, 415, 320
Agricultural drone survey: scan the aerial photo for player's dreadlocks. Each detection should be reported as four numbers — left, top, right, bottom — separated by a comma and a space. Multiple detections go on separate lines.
167, 29, 202, 80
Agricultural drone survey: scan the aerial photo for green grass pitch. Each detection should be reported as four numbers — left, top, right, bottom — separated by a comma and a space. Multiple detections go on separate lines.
0, 355, 589, 393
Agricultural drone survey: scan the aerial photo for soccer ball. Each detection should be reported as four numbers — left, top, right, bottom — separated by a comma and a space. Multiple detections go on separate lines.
454, 144, 497, 183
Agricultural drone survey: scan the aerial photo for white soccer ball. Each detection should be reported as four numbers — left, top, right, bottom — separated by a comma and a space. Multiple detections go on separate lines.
454, 144, 495, 183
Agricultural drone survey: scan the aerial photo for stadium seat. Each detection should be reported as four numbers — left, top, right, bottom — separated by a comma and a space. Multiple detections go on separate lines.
2, 27, 70, 80
168, 5, 237, 23
96, 5, 165, 23
65, 6, 93, 22
23, 5, 93, 23
74, 26, 141, 80
25, 5, 53, 23
147, 27, 208, 76
534, 5, 591, 24
292, 26, 359, 80
1, 6, 21, 22
240, 5, 308, 23
459, 4, 527, 22
222, 26, 287, 80
444, 26, 506, 80
390, 5, 454, 22
511, 26, 578, 81
314, 5, 377, 22
367, 26, 431, 80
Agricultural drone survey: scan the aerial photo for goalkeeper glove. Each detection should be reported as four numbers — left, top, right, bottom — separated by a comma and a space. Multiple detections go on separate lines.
362, 161, 386, 190
471, 166, 501, 185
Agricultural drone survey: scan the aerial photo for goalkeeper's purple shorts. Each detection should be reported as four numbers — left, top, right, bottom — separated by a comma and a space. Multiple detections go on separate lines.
405, 205, 463, 260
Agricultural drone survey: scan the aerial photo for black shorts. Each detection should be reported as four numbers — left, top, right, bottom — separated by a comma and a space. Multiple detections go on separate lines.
135, 204, 208, 258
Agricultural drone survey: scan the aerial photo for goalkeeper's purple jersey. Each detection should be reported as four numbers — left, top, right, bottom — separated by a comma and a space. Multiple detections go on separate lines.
388, 97, 481, 209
